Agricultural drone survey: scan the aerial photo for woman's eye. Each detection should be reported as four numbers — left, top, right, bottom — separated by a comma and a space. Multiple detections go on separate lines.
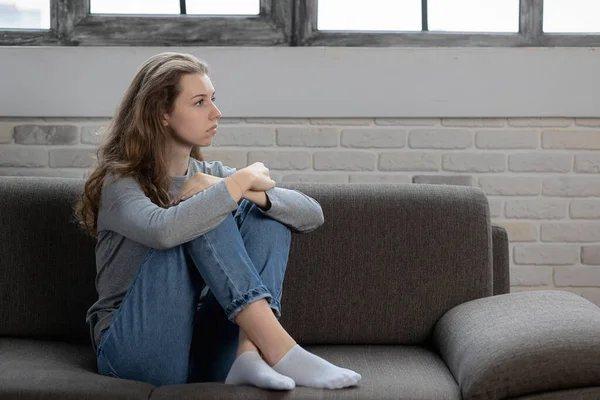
195, 97, 216, 106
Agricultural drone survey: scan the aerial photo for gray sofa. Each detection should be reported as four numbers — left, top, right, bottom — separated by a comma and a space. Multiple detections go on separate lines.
2, 176, 600, 399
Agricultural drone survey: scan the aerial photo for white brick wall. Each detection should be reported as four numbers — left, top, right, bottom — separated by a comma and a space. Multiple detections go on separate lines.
1, 117, 599, 305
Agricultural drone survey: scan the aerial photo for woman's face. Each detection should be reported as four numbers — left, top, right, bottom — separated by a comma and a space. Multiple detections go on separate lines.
163, 72, 221, 147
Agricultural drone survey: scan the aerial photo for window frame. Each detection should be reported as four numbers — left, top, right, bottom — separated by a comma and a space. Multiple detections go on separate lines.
297, 0, 600, 47
1, 0, 600, 46
0, 0, 292, 46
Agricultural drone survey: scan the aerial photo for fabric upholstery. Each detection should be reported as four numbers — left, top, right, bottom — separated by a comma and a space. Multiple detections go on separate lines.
279, 182, 493, 344
3, 176, 599, 399
0, 339, 460, 400
433, 290, 600, 400
492, 225, 509, 295
0, 177, 97, 342
0, 177, 493, 345
515, 387, 600, 400
151, 345, 461, 400
0, 338, 153, 399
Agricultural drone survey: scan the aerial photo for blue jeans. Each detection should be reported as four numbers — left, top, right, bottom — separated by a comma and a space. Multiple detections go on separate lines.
96, 200, 291, 386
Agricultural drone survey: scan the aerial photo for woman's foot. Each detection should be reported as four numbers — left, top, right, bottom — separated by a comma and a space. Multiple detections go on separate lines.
272, 345, 361, 389
235, 300, 360, 389
225, 351, 295, 390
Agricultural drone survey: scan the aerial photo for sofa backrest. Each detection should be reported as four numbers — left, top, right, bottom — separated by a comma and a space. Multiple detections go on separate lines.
0, 177, 97, 343
0, 177, 492, 345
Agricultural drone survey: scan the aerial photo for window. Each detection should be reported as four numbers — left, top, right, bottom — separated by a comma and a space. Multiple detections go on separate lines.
543, 0, 600, 33
0, 0, 286, 46
299, 0, 600, 46
428, 0, 519, 33
1, 0, 600, 46
89, 1, 180, 15
317, 0, 421, 32
185, 0, 260, 16
317, 0, 520, 33
89, 0, 260, 16
0, 0, 50, 29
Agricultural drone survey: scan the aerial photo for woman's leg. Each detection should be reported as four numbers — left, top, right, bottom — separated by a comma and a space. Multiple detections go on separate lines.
203, 202, 362, 389
96, 245, 203, 386
99, 200, 361, 389
188, 200, 291, 382
182, 206, 295, 389
97, 206, 280, 387
234, 199, 291, 319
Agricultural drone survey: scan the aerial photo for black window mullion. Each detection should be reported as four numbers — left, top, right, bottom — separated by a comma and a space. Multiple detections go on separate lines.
180, 0, 187, 15
421, 0, 428, 32
520, 0, 543, 45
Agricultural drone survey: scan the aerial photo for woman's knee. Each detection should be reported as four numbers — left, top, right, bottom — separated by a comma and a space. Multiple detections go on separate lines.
185, 213, 239, 249
237, 202, 291, 233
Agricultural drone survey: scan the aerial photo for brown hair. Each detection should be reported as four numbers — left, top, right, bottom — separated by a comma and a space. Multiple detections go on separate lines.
74, 52, 208, 238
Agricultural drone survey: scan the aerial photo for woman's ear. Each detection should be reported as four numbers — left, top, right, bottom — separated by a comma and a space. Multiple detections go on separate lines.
162, 114, 169, 127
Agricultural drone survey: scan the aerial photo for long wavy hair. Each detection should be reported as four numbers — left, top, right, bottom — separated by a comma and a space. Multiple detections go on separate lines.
74, 52, 208, 238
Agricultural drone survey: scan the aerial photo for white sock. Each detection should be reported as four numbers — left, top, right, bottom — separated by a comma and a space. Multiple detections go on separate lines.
272, 345, 361, 389
225, 351, 295, 391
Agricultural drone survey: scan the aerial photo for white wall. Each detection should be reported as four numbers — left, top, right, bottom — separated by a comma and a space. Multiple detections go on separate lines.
1, 46, 600, 118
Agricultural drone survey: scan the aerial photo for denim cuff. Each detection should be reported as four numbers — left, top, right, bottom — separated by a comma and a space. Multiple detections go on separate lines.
269, 297, 282, 318
225, 285, 272, 321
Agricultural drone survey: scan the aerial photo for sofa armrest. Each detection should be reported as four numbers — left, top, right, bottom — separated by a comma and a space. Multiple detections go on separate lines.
432, 290, 600, 400
492, 225, 509, 295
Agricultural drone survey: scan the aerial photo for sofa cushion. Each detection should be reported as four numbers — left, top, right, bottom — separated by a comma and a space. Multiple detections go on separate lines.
0, 178, 97, 342
279, 182, 492, 344
514, 387, 600, 400
0, 338, 153, 399
0, 340, 460, 400
153, 345, 461, 399
434, 290, 600, 400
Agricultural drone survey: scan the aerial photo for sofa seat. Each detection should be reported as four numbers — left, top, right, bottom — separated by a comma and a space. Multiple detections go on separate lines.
154, 345, 462, 399
0, 338, 153, 400
0, 339, 462, 400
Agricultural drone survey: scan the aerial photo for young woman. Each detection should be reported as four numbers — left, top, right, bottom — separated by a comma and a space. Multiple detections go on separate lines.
75, 52, 361, 391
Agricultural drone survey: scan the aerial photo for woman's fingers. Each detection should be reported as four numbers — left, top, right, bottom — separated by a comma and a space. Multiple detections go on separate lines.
187, 188, 200, 197
170, 183, 213, 207
181, 188, 201, 201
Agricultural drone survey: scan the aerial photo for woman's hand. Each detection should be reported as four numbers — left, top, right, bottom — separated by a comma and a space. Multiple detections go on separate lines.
238, 162, 276, 192
170, 162, 276, 206
170, 172, 222, 206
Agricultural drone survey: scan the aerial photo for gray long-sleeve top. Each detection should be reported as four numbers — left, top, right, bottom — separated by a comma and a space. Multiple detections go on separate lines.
86, 159, 324, 351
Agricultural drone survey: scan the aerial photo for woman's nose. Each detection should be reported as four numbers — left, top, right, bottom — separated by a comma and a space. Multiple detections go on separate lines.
212, 104, 222, 120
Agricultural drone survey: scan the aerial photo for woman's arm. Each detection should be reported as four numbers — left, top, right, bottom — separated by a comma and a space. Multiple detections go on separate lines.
242, 189, 271, 210
98, 175, 242, 249
208, 161, 325, 233
99, 167, 275, 249
259, 187, 324, 233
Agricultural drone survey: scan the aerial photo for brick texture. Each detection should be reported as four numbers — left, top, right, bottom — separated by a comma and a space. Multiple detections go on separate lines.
248, 150, 311, 170
341, 129, 406, 148
313, 151, 376, 171
276, 127, 338, 147
14, 125, 79, 145
542, 131, 600, 150
0, 122, 14, 144
475, 130, 537, 149
408, 129, 472, 149
379, 152, 440, 171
